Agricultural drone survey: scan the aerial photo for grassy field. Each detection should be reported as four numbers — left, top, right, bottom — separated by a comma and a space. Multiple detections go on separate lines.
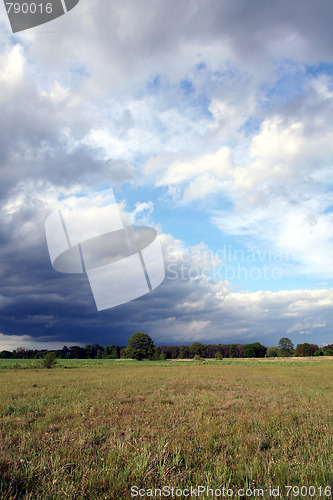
0, 359, 332, 499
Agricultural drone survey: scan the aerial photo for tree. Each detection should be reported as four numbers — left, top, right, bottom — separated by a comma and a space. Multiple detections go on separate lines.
243, 342, 266, 358
228, 344, 239, 358
266, 346, 278, 357
127, 332, 154, 360
120, 346, 132, 358
278, 337, 294, 357
85, 344, 104, 359
0, 350, 12, 359
178, 345, 189, 359
295, 343, 317, 357
152, 346, 161, 360
67, 346, 87, 358
104, 345, 119, 359
13, 347, 28, 359
189, 342, 205, 358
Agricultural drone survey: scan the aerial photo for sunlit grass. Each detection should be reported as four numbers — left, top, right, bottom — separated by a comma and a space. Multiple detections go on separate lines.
0, 359, 332, 499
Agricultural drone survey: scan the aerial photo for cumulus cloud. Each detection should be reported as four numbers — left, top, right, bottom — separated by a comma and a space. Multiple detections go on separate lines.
154, 108, 333, 277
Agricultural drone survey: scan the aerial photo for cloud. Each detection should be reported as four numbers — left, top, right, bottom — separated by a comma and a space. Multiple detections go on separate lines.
0, 333, 83, 351
139, 279, 333, 346
155, 147, 234, 201
17, 0, 333, 92
153, 105, 333, 277
1, 195, 332, 349
1, 0, 333, 349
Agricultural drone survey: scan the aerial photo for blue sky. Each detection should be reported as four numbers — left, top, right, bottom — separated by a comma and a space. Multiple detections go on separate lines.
1, 0, 333, 350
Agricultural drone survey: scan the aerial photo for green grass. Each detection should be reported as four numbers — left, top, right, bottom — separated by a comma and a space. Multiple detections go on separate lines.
0, 359, 332, 499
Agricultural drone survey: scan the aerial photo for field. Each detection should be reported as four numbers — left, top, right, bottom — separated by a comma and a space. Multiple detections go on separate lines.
0, 359, 332, 499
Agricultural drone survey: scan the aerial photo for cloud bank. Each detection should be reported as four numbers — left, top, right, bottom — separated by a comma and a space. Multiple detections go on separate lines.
1, 0, 333, 348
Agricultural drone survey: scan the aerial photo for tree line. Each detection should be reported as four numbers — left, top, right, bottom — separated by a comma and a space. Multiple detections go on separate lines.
1, 333, 332, 361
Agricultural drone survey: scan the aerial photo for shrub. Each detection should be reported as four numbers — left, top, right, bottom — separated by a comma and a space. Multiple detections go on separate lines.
41, 352, 58, 369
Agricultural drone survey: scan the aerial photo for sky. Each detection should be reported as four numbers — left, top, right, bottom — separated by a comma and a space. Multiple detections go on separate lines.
1, 0, 333, 350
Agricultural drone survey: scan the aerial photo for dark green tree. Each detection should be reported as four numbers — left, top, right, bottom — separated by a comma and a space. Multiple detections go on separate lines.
295, 343, 317, 357
243, 342, 266, 358
189, 342, 205, 358
152, 346, 161, 360
120, 346, 132, 358
0, 350, 12, 359
127, 332, 154, 360
266, 346, 278, 357
228, 344, 239, 358
104, 345, 119, 359
68, 346, 87, 358
13, 347, 28, 359
278, 337, 294, 357
84, 344, 104, 359
178, 345, 189, 359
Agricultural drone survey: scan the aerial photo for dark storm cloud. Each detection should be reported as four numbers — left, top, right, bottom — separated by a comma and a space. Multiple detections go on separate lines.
2, 216, 332, 348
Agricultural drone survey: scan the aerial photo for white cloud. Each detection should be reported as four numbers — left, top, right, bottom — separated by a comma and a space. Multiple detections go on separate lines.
152, 106, 333, 277
0, 45, 25, 85
40, 81, 71, 103
157, 147, 233, 185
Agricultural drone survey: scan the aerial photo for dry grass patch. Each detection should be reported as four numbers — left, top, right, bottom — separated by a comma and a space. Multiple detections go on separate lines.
0, 360, 332, 499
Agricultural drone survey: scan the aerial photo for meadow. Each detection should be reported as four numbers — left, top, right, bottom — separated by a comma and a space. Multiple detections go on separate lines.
0, 358, 332, 499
